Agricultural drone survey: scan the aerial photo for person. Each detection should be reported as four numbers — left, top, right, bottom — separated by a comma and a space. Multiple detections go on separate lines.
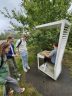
0, 43, 25, 96
44, 43, 58, 64
6, 36, 21, 79
16, 33, 30, 72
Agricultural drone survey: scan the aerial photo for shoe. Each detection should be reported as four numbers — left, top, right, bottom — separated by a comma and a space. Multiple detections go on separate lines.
23, 68, 28, 72
20, 88, 25, 93
27, 66, 30, 70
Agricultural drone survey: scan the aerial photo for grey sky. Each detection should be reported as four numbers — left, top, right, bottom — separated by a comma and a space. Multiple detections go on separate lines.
0, 0, 22, 33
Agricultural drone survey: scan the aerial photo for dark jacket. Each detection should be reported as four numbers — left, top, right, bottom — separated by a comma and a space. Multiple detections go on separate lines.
6, 44, 15, 59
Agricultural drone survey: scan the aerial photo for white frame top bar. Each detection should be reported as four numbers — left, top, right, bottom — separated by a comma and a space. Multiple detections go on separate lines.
35, 19, 71, 29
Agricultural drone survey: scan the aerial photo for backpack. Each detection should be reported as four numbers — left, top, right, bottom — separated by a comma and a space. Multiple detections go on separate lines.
16, 39, 22, 48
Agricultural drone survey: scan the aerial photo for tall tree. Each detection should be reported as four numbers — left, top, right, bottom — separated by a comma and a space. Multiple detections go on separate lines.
23, 0, 72, 50
0, 0, 72, 51
23, 0, 71, 27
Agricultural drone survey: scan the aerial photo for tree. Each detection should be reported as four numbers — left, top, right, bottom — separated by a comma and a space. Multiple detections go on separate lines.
23, 0, 70, 27
0, 0, 72, 51
23, 0, 72, 51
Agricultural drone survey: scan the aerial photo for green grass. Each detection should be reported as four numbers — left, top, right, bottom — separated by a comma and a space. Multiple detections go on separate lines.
14, 55, 42, 96
0, 54, 42, 96
63, 50, 72, 77
0, 86, 3, 96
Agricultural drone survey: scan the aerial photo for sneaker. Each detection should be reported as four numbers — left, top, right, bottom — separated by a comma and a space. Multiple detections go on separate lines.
27, 66, 30, 70
23, 68, 28, 72
20, 88, 25, 93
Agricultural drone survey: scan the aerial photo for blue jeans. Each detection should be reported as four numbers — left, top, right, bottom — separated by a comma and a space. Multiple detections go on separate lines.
20, 50, 29, 69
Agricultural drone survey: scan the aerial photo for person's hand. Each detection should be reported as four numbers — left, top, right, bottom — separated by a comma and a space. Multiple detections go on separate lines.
12, 54, 19, 57
15, 53, 19, 57
41, 52, 49, 57
45, 54, 49, 58
12, 54, 16, 57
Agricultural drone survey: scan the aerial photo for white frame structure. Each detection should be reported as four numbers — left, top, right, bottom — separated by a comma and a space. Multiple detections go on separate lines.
36, 19, 71, 80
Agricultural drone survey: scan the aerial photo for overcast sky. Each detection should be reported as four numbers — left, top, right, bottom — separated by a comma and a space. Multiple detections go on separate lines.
0, 0, 22, 33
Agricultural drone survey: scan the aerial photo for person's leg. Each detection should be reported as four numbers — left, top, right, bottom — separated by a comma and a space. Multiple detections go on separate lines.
44, 56, 51, 63
21, 55, 27, 72
7, 59, 15, 77
24, 54, 29, 68
5, 83, 10, 96
20, 51, 26, 69
20, 51, 30, 72
5, 76, 25, 94
12, 57, 18, 71
7, 59, 17, 78
24, 51, 30, 69
12, 57, 21, 78
3, 85, 9, 96
22, 54, 30, 69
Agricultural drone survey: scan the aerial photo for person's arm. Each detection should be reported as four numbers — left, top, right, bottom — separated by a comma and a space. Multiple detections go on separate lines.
48, 50, 56, 57
41, 50, 50, 57
43, 53, 50, 58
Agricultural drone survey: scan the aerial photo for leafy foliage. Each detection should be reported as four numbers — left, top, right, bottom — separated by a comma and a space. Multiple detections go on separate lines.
0, 0, 72, 51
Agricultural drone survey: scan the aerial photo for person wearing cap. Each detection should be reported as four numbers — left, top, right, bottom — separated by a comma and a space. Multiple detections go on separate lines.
16, 33, 30, 72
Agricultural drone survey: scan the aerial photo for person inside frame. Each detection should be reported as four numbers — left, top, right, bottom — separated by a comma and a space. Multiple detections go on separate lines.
43, 43, 58, 65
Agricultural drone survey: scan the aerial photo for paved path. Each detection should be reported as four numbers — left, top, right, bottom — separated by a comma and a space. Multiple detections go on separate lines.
26, 64, 72, 96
